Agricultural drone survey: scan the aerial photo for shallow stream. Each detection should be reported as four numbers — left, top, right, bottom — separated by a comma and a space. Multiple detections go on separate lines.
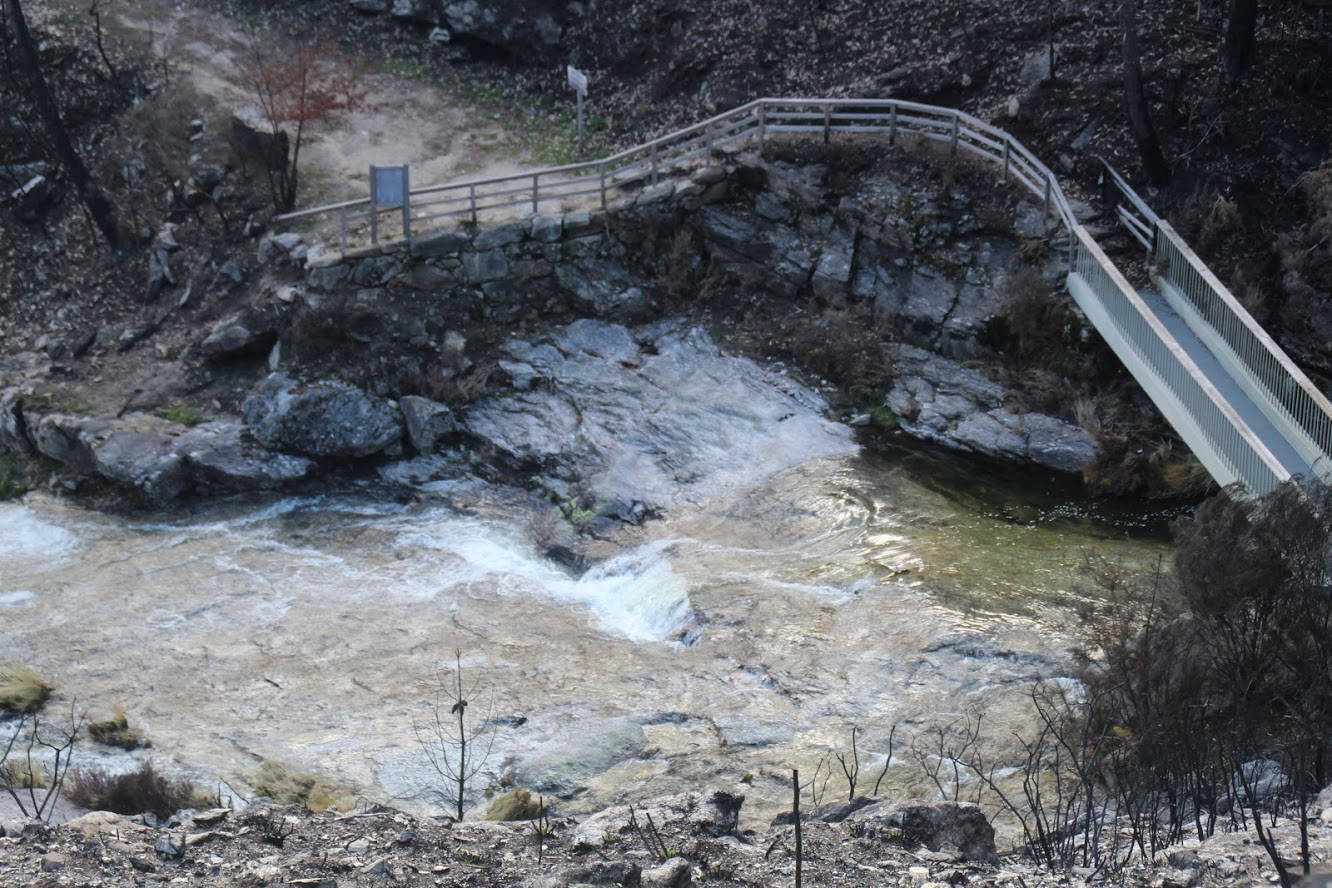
1, 327, 1178, 827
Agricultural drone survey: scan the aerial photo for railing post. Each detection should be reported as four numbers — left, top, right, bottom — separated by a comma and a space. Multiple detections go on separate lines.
1001, 141, 1010, 181
469, 183, 477, 226
950, 115, 959, 155
651, 143, 659, 186
889, 105, 897, 146
339, 208, 347, 250
532, 173, 539, 215
599, 161, 607, 209
758, 104, 767, 152
823, 107, 831, 144
1043, 176, 1052, 229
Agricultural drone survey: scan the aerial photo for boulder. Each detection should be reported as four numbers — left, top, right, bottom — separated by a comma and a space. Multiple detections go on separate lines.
0, 388, 32, 454
473, 221, 524, 250
442, 0, 567, 63
884, 345, 1098, 472
199, 306, 285, 360
391, 0, 441, 23
642, 858, 692, 888
553, 258, 651, 318
229, 112, 288, 173
848, 800, 995, 861
243, 373, 401, 459
399, 395, 456, 452
522, 861, 641, 888
572, 788, 743, 851
177, 421, 315, 491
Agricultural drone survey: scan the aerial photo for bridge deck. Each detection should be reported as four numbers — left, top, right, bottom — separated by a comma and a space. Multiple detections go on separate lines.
1135, 287, 1315, 482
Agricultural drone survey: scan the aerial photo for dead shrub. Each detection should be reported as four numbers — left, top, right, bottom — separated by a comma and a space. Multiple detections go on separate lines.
1170, 183, 1242, 254
1277, 163, 1332, 329
992, 265, 1087, 381
65, 761, 198, 819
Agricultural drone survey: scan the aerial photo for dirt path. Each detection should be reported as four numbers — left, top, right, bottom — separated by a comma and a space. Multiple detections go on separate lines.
112, 5, 534, 209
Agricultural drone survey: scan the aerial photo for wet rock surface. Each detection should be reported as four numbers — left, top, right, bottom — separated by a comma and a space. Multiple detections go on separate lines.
462, 319, 854, 515
885, 344, 1099, 473
242, 373, 402, 460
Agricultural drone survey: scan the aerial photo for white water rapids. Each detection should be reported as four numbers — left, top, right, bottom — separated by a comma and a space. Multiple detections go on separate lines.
0, 324, 1172, 826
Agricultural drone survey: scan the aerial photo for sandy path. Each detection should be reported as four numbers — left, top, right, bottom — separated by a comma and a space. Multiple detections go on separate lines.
113, 5, 534, 211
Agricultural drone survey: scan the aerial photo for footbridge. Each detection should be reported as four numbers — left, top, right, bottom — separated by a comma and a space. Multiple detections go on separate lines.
277, 97, 1332, 495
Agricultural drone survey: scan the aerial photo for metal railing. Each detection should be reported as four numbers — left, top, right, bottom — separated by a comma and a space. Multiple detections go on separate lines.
1152, 222, 1332, 478
275, 97, 1080, 247
275, 93, 1323, 493
1071, 227, 1290, 495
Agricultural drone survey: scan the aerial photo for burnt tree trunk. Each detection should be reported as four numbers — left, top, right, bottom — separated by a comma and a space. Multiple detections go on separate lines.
1120, 0, 1172, 187
5, 0, 122, 252
1223, 0, 1259, 85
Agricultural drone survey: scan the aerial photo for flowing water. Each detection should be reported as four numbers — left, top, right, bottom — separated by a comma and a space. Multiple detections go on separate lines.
0, 327, 1178, 827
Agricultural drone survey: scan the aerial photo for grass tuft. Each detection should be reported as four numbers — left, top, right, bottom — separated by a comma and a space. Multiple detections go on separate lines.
0, 666, 53, 714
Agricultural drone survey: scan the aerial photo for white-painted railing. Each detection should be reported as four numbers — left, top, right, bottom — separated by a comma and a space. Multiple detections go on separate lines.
275, 94, 1324, 494
1069, 227, 1290, 495
1152, 222, 1332, 480
275, 97, 1079, 246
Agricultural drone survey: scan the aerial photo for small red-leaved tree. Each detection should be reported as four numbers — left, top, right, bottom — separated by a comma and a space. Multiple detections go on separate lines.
236, 30, 367, 211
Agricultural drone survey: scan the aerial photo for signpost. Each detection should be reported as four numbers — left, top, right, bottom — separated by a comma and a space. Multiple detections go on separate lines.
567, 64, 589, 155
369, 164, 410, 245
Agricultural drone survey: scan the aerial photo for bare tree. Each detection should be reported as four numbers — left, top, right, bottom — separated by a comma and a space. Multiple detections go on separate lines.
3, 0, 122, 250
1, 704, 84, 821
1120, 0, 1171, 186
233, 27, 366, 211
414, 651, 497, 821
1222, 0, 1260, 86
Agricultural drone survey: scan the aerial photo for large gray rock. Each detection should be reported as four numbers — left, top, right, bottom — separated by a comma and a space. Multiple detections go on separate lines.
463, 322, 853, 514
390, 0, 440, 23
463, 390, 580, 468
442, 0, 566, 62
885, 345, 1098, 472
848, 800, 995, 861
26, 413, 315, 502
176, 421, 315, 491
243, 373, 401, 459
409, 227, 469, 258
399, 395, 456, 452
642, 858, 691, 888
553, 258, 650, 318
199, 307, 284, 360
521, 861, 641, 888
572, 788, 744, 851
0, 389, 32, 454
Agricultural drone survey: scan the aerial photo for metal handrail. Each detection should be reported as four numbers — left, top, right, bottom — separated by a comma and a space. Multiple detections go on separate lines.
1154, 221, 1332, 475
1071, 227, 1290, 495
275, 97, 1081, 243
273, 92, 1321, 494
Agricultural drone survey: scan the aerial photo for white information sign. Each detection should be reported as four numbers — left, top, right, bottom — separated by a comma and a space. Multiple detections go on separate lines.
567, 64, 588, 95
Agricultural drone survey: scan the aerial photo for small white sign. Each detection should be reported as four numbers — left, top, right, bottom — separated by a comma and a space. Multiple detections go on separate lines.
567, 64, 588, 95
